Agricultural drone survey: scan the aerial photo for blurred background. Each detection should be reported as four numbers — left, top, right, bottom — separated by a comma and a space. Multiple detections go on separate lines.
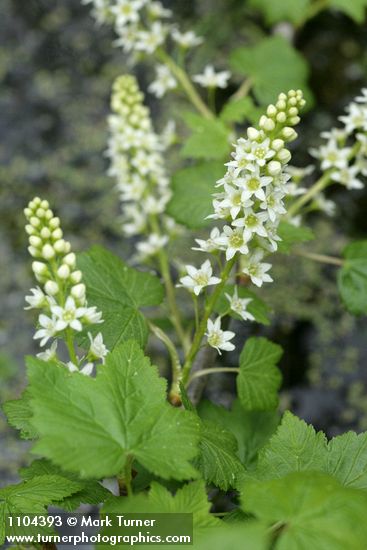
1, 0, 367, 485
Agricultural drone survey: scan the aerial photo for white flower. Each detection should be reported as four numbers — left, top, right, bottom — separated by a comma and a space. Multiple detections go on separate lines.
192, 227, 222, 253
225, 287, 255, 322
83, 306, 104, 324
34, 314, 58, 347
331, 165, 364, 190
147, 1, 172, 18
192, 65, 231, 89
216, 225, 250, 260
240, 169, 273, 201
242, 250, 273, 287
37, 340, 58, 361
51, 296, 86, 332
136, 234, 168, 258
148, 64, 177, 98
178, 259, 221, 296
25, 287, 46, 310
66, 361, 94, 376
339, 103, 367, 134
216, 184, 254, 219
260, 188, 287, 223
160, 120, 176, 148
232, 209, 269, 241
88, 332, 108, 362
205, 317, 235, 354
310, 141, 350, 170
135, 21, 168, 54
110, 0, 141, 26
228, 135, 275, 172
171, 29, 203, 48
313, 193, 336, 216
356, 89, 367, 103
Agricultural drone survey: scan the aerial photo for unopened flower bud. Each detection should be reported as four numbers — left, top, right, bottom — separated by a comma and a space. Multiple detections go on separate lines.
49, 217, 60, 229
44, 209, 53, 220
70, 270, 82, 284
42, 244, 55, 260
29, 235, 42, 248
24, 208, 32, 217
247, 127, 259, 140
272, 139, 284, 151
289, 116, 300, 125
30, 217, 41, 227
276, 100, 286, 110
276, 112, 287, 123
64, 252, 76, 267
36, 208, 46, 218
277, 148, 292, 164
288, 107, 298, 117
266, 104, 277, 117
71, 283, 86, 300
268, 160, 282, 176
25, 224, 36, 235
40, 200, 49, 209
282, 127, 297, 142
32, 261, 48, 276
52, 228, 63, 240
53, 239, 67, 253
40, 227, 51, 239
45, 280, 59, 296
28, 246, 40, 258
57, 264, 70, 279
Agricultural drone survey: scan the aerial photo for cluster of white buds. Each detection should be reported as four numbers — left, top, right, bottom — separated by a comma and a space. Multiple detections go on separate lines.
24, 198, 108, 374
82, 0, 231, 97
107, 75, 177, 260
310, 89, 367, 193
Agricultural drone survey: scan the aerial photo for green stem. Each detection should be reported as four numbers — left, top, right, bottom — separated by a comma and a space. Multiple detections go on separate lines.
231, 78, 253, 101
181, 256, 237, 385
65, 329, 78, 365
188, 366, 239, 385
293, 249, 343, 266
124, 455, 133, 497
150, 216, 190, 355
148, 321, 183, 404
156, 49, 214, 120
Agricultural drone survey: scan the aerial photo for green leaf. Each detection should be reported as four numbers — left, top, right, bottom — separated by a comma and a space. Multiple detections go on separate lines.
338, 240, 367, 315
327, 431, 367, 490
250, 411, 328, 481
194, 420, 245, 490
277, 222, 314, 254
3, 390, 38, 439
249, 412, 367, 490
249, 0, 311, 25
220, 96, 262, 124
230, 36, 311, 105
195, 522, 269, 550
102, 480, 220, 533
20, 459, 111, 511
166, 161, 224, 229
198, 400, 279, 467
77, 245, 164, 349
214, 284, 271, 325
27, 341, 200, 480
237, 337, 283, 411
180, 112, 231, 160
0, 476, 82, 544
243, 472, 367, 550
330, 0, 367, 22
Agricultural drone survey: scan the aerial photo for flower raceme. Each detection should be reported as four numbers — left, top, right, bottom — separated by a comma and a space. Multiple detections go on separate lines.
107, 75, 176, 260
309, 90, 367, 192
82, 0, 230, 99
177, 90, 306, 354
24, 197, 107, 374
